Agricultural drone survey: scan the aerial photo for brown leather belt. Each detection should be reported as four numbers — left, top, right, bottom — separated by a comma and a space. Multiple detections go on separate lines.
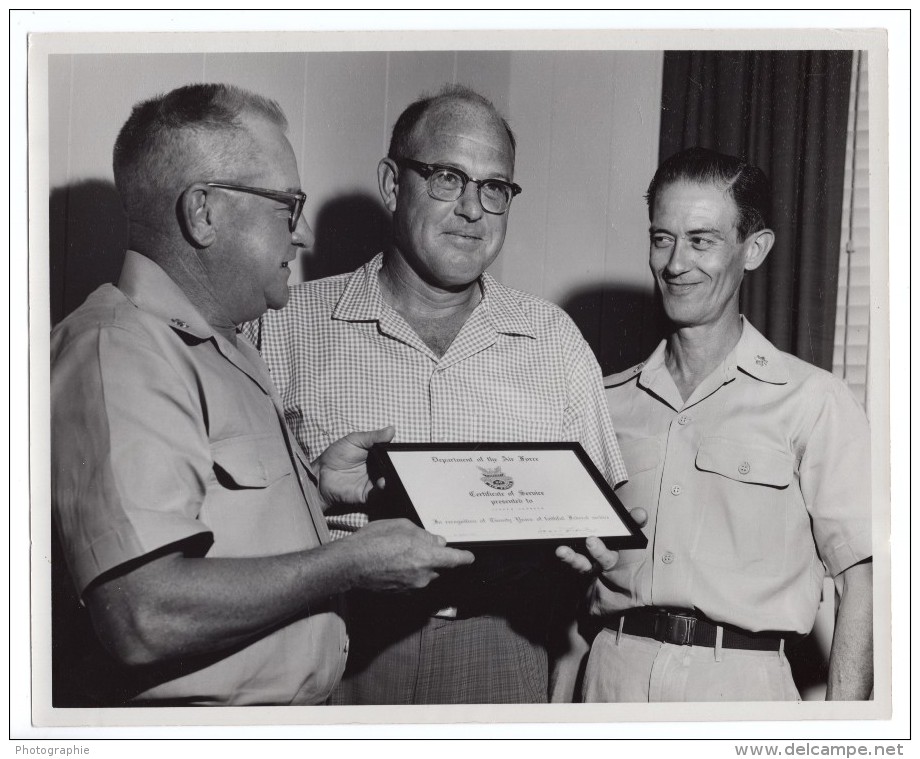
610, 608, 787, 651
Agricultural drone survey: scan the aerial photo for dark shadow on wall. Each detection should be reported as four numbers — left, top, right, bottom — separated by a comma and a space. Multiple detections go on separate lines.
50, 185, 393, 319
560, 286, 670, 376
302, 192, 391, 282
50, 180, 128, 327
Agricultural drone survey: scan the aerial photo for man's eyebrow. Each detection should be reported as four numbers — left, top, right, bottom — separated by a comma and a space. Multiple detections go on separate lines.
432, 160, 513, 183
648, 225, 726, 238
687, 226, 724, 237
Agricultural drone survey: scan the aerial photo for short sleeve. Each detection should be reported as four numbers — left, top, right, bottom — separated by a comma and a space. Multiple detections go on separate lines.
561, 327, 628, 488
799, 378, 873, 576
51, 322, 213, 596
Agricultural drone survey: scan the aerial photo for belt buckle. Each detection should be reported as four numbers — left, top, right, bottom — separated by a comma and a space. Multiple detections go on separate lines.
656, 611, 696, 646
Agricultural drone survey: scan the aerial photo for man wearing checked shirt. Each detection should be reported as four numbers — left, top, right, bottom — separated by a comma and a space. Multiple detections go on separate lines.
249, 84, 627, 704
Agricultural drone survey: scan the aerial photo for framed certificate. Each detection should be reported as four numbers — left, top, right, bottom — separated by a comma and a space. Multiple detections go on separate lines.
371, 442, 648, 550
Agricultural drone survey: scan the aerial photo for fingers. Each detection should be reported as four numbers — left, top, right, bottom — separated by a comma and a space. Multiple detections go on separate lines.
555, 545, 593, 573
438, 547, 475, 567
628, 507, 649, 528
555, 539, 620, 574
585, 537, 619, 572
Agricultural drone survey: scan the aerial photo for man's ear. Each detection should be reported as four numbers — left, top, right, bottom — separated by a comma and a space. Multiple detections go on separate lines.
180, 184, 217, 248
743, 228, 775, 272
377, 158, 399, 213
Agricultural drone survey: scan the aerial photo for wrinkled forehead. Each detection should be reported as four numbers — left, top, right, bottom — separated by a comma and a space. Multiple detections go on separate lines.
653, 179, 740, 225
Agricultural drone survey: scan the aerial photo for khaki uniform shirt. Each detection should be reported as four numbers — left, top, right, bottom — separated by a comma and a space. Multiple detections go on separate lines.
593, 318, 871, 634
51, 251, 347, 705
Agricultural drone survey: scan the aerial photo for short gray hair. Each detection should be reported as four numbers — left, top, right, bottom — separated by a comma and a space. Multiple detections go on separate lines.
113, 83, 288, 223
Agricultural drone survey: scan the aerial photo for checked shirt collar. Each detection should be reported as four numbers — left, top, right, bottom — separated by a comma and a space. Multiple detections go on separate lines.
331, 253, 536, 367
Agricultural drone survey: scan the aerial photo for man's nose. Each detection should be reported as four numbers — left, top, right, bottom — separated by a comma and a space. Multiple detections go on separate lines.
292, 213, 315, 250
664, 239, 693, 275
453, 181, 484, 221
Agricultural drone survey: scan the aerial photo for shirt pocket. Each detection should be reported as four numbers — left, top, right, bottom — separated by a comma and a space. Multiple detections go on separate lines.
690, 436, 794, 574
695, 437, 794, 488
203, 433, 304, 558
211, 432, 294, 489
611, 437, 661, 565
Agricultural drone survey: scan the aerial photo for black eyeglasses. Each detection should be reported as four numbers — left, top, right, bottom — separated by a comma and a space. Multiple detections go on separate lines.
206, 182, 307, 232
396, 158, 522, 215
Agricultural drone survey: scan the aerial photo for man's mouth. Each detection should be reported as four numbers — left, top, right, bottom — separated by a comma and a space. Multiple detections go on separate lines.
444, 231, 483, 244
664, 280, 699, 292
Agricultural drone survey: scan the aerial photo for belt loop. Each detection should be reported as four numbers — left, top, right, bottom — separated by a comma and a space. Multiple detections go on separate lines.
616, 615, 625, 645
714, 625, 724, 662
778, 638, 785, 660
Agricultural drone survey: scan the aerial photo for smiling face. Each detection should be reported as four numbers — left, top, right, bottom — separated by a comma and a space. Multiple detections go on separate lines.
207, 113, 313, 324
383, 101, 515, 291
649, 179, 768, 331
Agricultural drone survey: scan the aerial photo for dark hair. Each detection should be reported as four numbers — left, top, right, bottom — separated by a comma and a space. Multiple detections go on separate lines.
387, 83, 516, 161
113, 83, 288, 221
645, 147, 771, 239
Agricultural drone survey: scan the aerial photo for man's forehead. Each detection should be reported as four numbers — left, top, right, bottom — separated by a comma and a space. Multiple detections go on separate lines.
237, 113, 299, 181
653, 180, 738, 221
410, 101, 514, 162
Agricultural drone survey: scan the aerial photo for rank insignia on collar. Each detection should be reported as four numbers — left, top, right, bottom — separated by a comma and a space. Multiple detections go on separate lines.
755, 355, 767, 367
170, 318, 189, 328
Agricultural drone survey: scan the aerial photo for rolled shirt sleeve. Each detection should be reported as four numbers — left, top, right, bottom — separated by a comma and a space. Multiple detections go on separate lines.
798, 375, 873, 576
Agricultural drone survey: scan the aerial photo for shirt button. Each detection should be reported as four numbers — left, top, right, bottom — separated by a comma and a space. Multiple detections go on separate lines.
670, 484, 682, 496
677, 414, 691, 425
738, 461, 751, 475
661, 551, 675, 564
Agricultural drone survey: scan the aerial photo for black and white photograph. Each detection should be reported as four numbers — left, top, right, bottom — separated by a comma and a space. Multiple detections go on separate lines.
14, 11, 906, 747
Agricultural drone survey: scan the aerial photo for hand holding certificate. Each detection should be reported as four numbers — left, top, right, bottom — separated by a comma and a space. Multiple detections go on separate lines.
371, 443, 647, 551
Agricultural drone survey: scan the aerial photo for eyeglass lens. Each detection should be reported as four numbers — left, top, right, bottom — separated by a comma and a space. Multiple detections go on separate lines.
289, 196, 304, 232
427, 167, 513, 213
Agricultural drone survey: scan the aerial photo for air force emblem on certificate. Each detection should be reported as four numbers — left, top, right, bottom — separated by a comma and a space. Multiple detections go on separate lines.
478, 464, 514, 491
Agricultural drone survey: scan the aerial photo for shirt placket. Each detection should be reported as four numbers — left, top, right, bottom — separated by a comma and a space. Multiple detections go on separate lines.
646, 364, 735, 608
428, 306, 497, 444
650, 404, 698, 606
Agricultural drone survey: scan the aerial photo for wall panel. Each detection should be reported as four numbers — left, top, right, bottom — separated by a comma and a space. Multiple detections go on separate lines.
67, 54, 204, 183
47, 49, 663, 352
204, 51, 308, 167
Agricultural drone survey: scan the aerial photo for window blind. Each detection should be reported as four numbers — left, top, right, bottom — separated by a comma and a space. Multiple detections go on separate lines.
832, 51, 870, 410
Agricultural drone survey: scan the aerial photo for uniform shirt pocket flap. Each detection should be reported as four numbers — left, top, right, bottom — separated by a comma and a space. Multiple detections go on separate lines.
212, 433, 292, 489
695, 437, 793, 488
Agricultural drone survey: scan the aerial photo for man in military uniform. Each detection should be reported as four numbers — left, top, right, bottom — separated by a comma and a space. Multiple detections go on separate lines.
559, 147, 873, 702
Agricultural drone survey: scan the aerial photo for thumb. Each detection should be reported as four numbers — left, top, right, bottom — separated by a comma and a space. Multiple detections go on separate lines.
628, 507, 648, 528
346, 425, 397, 450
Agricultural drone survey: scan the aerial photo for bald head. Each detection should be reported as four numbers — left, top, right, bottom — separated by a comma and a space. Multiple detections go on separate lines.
113, 83, 288, 234
388, 84, 516, 165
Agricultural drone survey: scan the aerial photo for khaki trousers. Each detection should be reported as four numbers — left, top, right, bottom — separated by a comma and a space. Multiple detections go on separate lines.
583, 629, 800, 702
